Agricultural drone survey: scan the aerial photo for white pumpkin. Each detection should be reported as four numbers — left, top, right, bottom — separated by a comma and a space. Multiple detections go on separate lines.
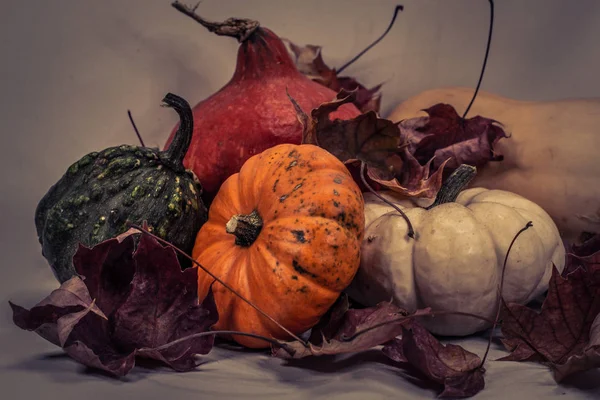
347, 185, 566, 336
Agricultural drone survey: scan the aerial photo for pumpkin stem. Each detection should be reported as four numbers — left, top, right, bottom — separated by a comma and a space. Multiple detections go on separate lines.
161, 93, 194, 171
426, 164, 477, 209
226, 210, 263, 247
172, 1, 260, 43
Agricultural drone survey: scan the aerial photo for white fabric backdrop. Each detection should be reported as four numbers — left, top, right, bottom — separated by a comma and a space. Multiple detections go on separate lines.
1, 1, 599, 398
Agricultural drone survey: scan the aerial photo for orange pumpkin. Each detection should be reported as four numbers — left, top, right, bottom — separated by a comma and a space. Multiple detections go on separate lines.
192, 143, 365, 348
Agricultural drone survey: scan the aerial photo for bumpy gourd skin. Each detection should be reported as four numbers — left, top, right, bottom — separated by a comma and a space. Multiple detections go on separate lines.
193, 143, 365, 348
35, 94, 207, 283
35, 146, 207, 283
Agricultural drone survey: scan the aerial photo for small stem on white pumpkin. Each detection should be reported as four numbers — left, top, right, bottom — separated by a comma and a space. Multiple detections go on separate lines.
360, 162, 415, 239
129, 224, 309, 348
479, 220, 533, 368
426, 164, 477, 209
462, 0, 495, 119
226, 210, 263, 247
127, 110, 145, 147
172, 1, 260, 42
337, 4, 404, 74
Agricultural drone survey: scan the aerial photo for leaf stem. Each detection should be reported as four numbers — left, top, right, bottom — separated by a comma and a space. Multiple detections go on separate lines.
129, 224, 309, 348
462, 0, 494, 119
127, 110, 145, 147
479, 220, 533, 368
337, 5, 404, 74
360, 162, 415, 239
341, 308, 496, 342
149, 330, 287, 352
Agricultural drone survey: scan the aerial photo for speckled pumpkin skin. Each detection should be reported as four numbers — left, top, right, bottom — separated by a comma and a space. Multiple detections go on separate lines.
192, 144, 364, 348
35, 145, 207, 283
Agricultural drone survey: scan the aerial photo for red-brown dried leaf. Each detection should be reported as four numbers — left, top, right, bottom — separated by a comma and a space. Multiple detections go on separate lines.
367, 150, 450, 198
382, 323, 485, 398
273, 301, 420, 359
285, 40, 382, 113
111, 233, 218, 371
290, 90, 449, 197
563, 233, 600, 276
290, 89, 400, 170
10, 229, 218, 376
308, 293, 350, 346
499, 265, 600, 382
399, 103, 509, 171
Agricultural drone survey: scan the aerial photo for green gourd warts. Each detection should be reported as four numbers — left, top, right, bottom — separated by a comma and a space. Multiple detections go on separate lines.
35, 93, 208, 283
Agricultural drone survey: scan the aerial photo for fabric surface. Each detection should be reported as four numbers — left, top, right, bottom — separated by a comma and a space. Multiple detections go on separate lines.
2, 1, 599, 398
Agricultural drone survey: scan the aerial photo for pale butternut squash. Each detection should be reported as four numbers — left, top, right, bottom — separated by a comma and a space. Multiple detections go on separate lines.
387, 87, 600, 241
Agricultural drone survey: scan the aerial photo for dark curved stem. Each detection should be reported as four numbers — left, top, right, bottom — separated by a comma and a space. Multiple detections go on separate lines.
127, 110, 145, 147
150, 330, 286, 352
479, 220, 533, 368
129, 224, 309, 347
161, 93, 194, 169
337, 5, 404, 74
426, 164, 477, 209
462, 0, 494, 119
172, 1, 260, 42
360, 162, 415, 239
341, 309, 497, 342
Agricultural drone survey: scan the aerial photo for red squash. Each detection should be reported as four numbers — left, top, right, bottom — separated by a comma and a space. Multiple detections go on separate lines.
164, 19, 360, 203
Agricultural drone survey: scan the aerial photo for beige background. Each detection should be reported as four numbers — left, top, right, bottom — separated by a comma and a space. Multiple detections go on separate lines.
1, 0, 599, 398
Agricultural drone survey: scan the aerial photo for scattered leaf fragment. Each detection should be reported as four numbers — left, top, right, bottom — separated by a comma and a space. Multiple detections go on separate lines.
290, 90, 451, 197
382, 323, 485, 398
273, 300, 415, 359
291, 89, 400, 170
285, 40, 382, 113
563, 232, 600, 276
10, 229, 218, 376
398, 103, 509, 171
500, 265, 600, 382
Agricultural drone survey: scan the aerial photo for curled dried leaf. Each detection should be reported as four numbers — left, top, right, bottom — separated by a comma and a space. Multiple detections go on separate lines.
383, 323, 486, 398
285, 40, 383, 113
290, 89, 400, 170
500, 265, 600, 382
398, 103, 509, 171
10, 230, 219, 376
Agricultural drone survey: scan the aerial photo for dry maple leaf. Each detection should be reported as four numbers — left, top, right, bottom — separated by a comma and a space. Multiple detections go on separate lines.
563, 232, 600, 276
289, 89, 400, 170
10, 229, 218, 376
273, 296, 484, 397
499, 264, 600, 382
382, 324, 485, 398
273, 299, 416, 359
288, 90, 449, 198
398, 103, 509, 171
367, 150, 451, 198
285, 40, 382, 113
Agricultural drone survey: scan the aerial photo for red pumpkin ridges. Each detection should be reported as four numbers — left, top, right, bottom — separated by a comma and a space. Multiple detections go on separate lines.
192, 144, 365, 348
164, 9, 360, 204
